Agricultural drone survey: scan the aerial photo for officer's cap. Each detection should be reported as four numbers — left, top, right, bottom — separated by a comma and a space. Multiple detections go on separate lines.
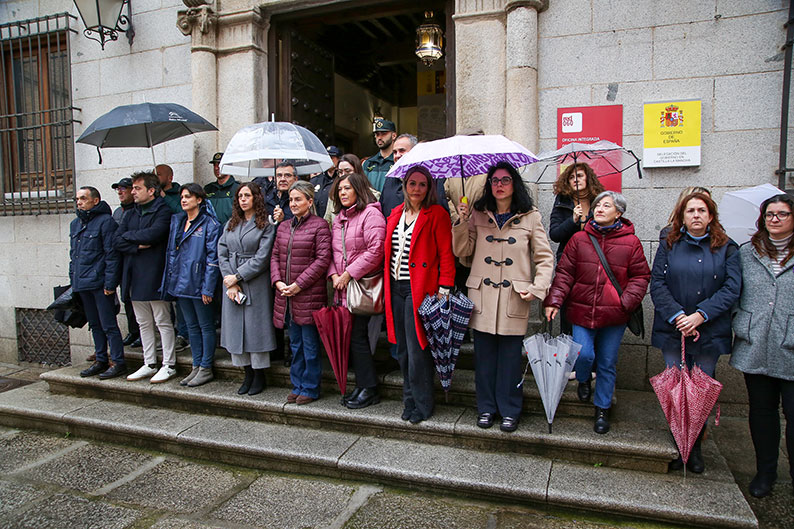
209, 152, 224, 164
373, 119, 396, 133
111, 177, 133, 189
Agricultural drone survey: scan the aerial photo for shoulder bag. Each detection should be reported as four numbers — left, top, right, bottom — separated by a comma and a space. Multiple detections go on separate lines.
587, 233, 644, 337
342, 223, 385, 315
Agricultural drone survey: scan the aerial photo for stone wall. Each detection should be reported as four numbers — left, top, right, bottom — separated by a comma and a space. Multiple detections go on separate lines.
0, 0, 193, 364
535, 0, 791, 409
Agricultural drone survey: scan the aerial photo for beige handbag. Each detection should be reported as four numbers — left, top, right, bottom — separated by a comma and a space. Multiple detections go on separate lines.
342, 224, 385, 315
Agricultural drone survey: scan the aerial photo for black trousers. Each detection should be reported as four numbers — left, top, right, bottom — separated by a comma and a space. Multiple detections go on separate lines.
351, 314, 378, 389
744, 372, 794, 480
123, 298, 139, 337
78, 289, 125, 366
473, 330, 524, 418
391, 280, 434, 418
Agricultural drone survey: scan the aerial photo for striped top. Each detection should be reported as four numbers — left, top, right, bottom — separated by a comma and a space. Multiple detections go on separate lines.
391, 212, 415, 280
770, 234, 792, 276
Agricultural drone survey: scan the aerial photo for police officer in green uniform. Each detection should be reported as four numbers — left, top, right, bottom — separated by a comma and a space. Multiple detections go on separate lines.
204, 152, 239, 226
362, 118, 396, 193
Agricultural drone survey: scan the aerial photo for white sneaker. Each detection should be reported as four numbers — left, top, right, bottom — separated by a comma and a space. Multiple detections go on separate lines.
150, 365, 177, 384
127, 365, 158, 381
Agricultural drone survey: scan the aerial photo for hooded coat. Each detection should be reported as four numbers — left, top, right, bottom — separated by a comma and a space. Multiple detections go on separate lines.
161, 205, 222, 299
544, 219, 650, 329
69, 201, 120, 292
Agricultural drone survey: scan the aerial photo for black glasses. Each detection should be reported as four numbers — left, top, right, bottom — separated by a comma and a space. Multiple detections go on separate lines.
276, 172, 295, 179
489, 176, 513, 186
765, 211, 792, 221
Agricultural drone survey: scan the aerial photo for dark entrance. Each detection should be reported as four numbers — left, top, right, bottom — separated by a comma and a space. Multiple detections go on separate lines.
268, 0, 454, 158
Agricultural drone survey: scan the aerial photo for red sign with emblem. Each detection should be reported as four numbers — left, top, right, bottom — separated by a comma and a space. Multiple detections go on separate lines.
557, 105, 623, 192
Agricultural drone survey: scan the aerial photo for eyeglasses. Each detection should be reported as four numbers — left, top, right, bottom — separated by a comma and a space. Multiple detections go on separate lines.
489, 176, 513, 186
765, 211, 792, 221
276, 173, 295, 179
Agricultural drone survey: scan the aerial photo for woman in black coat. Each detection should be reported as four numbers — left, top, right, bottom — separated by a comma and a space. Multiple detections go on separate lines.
650, 191, 741, 473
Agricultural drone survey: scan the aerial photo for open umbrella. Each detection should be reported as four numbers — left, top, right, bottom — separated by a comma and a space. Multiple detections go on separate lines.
312, 297, 352, 397
522, 332, 581, 433
384, 134, 537, 199
719, 183, 783, 245
220, 121, 333, 178
525, 140, 642, 192
650, 334, 722, 468
76, 102, 217, 164
416, 292, 474, 397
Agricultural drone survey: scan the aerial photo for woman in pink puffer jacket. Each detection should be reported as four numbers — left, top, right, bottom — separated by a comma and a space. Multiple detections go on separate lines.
328, 172, 386, 409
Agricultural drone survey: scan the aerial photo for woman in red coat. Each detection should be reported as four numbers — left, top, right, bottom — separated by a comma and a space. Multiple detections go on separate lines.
544, 191, 650, 434
384, 166, 455, 424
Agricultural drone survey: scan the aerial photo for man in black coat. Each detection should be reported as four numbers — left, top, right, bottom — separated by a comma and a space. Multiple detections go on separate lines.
71, 186, 126, 379
310, 145, 340, 218
115, 171, 177, 384
111, 177, 140, 348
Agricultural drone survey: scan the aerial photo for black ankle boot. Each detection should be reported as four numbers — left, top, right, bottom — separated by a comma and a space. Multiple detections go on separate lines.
687, 439, 705, 473
248, 369, 266, 396
238, 366, 254, 395
593, 406, 610, 434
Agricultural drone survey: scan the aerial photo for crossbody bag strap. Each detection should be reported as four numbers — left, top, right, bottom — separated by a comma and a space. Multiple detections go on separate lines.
588, 233, 624, 296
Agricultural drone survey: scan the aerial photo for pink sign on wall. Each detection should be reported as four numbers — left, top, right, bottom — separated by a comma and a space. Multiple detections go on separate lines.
557, 105, 623, 192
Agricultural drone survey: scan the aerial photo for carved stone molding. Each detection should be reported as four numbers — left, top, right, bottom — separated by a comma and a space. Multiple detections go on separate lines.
505, 0, 548, 14
177, 5, 217, 36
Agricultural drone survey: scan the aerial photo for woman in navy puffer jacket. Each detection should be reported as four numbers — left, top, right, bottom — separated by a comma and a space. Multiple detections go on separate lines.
162, 183, 221, 387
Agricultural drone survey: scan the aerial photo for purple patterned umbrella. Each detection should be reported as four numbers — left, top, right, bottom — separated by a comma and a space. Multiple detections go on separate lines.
385, 135, 537, 182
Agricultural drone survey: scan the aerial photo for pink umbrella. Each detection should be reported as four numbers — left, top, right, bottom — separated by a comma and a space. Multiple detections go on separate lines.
650, 334, 722, 466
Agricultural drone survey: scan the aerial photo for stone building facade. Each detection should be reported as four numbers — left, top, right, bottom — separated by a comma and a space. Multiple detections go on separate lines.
0, 0, 790, 407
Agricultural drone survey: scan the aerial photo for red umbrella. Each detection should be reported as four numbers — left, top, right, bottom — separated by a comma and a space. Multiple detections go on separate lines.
650, 333, 722, 466
312, 297, 352, 396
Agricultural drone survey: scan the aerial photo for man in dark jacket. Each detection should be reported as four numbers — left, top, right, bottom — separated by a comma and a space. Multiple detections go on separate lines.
116, 171, 177, 384
204, 152, 239, 226
72, 186, 126, 379
266, 162, 298, 223
156, 164, 182, 214
363, 118, 396, 193
111, 177, 140, 348
310, 145, 340, 218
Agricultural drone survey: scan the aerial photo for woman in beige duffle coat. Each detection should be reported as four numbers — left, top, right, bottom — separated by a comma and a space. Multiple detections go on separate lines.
452, 161, 555, 432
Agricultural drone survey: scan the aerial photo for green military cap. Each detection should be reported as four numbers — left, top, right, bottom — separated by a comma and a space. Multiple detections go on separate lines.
209, 152, 223, 164
373, 119, 396, 132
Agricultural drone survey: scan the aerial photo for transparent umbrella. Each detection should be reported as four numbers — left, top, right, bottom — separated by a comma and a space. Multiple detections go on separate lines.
220, 121, 333, 178
719, 183, 783, 245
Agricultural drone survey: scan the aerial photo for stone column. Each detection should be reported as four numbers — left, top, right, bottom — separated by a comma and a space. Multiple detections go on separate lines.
504, 1, 547, 153
177, 1, 219, 184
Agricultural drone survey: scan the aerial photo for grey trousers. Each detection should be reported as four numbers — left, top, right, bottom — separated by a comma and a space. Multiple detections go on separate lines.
230, 351, 271, 369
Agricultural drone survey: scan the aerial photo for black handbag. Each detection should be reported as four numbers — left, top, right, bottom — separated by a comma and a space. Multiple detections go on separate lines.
587, 234, 645, 338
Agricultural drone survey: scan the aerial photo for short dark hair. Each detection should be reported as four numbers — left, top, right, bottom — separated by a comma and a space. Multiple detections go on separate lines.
402, 166, 438, 212
79, 186, 100, 200
180, 182, 206, 202
131, 171, 160, 192
331, 172, 376, 214
338, 154, 363, 174
276, 161, 296, 171
473, 161, 534, 215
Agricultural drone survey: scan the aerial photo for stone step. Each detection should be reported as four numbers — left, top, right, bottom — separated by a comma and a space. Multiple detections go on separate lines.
44, 365, 674, 474
0, 382, 758, 529
120, 345, 602, 418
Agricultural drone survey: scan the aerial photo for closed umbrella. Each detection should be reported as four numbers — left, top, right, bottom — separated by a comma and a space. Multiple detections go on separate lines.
719, 183, 783, 245
523, 332, 581, 433
650, 334, 722, 468
312, 296, 352, 397
416, 292, 474, 396
220, 121, 333, 178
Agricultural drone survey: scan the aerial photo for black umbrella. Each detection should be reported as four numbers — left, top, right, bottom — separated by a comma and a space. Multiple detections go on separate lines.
76, 102, 217, 163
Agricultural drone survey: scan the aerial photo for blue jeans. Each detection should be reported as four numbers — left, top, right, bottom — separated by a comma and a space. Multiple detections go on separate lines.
572, 323, 626, 409
177, 297, 216, 369
662, 348, 717, 378
78, 289, 124, 366
173, 302, 189, 339
288, 317, 322, 399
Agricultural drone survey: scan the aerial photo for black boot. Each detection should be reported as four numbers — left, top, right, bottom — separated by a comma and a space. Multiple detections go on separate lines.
593, 406, 610, 434
687, 426, 706, 474
248, 369, 266, 396
577, 380, 592, 402
238, 366, 254, 395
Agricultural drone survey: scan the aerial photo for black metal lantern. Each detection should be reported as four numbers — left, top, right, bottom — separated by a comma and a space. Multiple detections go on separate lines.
73, 0, 134, 49
415, 11, 443, 67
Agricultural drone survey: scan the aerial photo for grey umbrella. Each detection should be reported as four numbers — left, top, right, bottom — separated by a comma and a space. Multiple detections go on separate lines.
76, 102, 217, 163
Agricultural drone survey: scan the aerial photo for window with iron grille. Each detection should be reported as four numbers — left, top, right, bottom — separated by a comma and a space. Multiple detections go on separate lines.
0, 13, 79, 216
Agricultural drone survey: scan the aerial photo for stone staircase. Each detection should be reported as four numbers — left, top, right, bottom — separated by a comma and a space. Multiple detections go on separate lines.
0, 343, 758, 528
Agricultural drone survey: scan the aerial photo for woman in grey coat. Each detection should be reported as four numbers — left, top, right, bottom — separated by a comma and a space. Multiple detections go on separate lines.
731, 193, 794, 499
218, 183, 277, 396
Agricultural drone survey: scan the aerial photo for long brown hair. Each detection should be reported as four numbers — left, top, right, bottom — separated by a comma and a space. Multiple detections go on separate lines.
330, 172, 376, 214
751, 193, 794, 266
666, 192, 729, 251
553, 163, 604, 199
402, 166, 438, 212
226, 182, 268, 231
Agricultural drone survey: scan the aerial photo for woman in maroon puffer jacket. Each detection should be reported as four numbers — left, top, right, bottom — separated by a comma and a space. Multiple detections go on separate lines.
272, 181, 332, 405
544, 191, 650, 435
